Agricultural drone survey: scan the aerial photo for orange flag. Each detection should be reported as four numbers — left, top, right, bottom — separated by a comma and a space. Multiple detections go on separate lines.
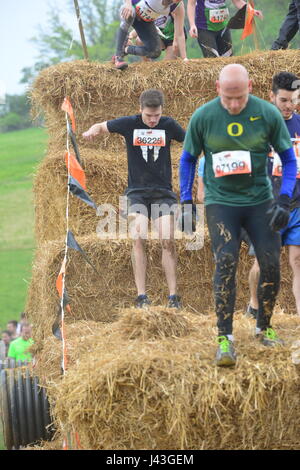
56, 258, 66, 299
61, 97, 76, 133
241, 2, 255, 40
56, 259, 71, 314
65, 151, 87, 190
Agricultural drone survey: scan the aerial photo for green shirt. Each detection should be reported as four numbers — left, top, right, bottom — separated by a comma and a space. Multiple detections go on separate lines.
8, 337, 34, 362
184, 95, 292, 206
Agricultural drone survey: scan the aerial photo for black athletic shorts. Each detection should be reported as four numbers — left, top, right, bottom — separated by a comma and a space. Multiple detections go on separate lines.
124, 188, 178, 220
161, 27, 187, 49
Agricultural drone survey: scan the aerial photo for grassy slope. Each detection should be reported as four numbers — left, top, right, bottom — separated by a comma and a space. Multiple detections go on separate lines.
0, 128, 48, 331
0, 127, 48, 450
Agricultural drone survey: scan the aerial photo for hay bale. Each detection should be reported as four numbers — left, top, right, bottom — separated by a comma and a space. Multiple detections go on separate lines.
26, 235, 215, 343
33, 145, 183, 246
30, 51, 300, 245
33, 148, 127, 245
41, 310, 300, 450
31, 51, 300, 150
26, 235, 296, 346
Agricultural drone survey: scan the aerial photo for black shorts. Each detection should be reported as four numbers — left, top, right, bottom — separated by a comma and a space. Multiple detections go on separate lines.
125, 188, 178, 220
161, 27, 187, 50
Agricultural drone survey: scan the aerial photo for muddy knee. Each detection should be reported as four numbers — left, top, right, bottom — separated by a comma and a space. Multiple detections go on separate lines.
146, 47, 162, 59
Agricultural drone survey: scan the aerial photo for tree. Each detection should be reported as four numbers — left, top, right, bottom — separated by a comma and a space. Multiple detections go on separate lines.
21, 0, 123, 84
0, 95, 33, 133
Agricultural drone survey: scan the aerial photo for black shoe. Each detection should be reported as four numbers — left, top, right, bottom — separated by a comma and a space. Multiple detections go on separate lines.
167, 295, 182, 309
245, 304, 258, 319
135, 295, 151, 308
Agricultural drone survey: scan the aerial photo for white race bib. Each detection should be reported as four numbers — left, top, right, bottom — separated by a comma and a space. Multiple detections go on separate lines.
135, 0, 168, 22
212, 150, 252, 177
133, 129, 166, 147
209, 8, 229, 23
272, 148, 300, 179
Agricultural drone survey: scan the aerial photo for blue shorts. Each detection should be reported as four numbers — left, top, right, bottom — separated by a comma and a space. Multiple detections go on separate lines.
244, 207, 300, 255
281, 207, 300, 246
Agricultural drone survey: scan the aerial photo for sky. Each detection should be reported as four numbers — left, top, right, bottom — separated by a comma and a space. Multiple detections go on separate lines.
0, 0, 78, 95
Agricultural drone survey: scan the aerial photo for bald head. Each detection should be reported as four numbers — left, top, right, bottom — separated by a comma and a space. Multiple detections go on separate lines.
219, 64, 249, 86
217, 64, 252, 115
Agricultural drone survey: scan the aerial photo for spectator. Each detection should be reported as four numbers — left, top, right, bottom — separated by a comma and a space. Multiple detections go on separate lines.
7, 323, 34, 363
7, 320, 19, 340
0, 331, 12, 360
16, 311, 28, 336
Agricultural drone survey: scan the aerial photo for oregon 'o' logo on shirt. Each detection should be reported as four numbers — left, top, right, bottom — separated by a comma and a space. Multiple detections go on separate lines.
227, 122, 244, 137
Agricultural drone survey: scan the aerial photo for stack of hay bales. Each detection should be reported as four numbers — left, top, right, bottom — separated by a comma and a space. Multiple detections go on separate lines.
34, 310, 300, 450
26, 51, 300, 449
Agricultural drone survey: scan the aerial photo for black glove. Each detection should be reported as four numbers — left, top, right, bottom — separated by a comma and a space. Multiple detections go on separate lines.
267, 194, 291, 232
178, 200, 197, 234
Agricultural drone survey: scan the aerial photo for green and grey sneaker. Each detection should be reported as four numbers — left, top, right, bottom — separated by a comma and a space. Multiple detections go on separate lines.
215, 336, 236, 367
256, 327, 285, 347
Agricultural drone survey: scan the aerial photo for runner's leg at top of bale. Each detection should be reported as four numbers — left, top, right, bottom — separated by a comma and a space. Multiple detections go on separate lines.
197, 28, 232, 58
271, 0, 300, 50
113, 1, 136, 70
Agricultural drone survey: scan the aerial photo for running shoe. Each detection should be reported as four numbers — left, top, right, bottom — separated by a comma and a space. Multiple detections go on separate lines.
112, 55, 128, 70
256, 327, 284, 347
245, 304, 258, 319
135, 295, 151, 309
167, 295, 182, 309
215, 336, 236, 367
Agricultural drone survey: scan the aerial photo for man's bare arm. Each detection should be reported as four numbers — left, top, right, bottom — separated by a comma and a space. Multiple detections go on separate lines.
82, 121, 109, 141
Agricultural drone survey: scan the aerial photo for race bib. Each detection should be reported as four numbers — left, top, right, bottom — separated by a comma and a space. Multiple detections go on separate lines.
209, 8, 229, 23
272, 149, 300, 179
292, 137, 300, 158
135, 1, 160, 21
212, 150, 252, 177
133, 129, 166, 147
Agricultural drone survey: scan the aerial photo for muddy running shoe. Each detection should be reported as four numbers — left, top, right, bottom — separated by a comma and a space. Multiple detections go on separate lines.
256, 327, 285, 347
245, 304, 258, 319
215, 336, 236, 367
167, 295, 182, 309
112, 55, 128, 70
135, 295, 151, 309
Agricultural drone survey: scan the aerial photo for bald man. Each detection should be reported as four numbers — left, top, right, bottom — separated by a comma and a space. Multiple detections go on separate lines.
180, 64, 297, 366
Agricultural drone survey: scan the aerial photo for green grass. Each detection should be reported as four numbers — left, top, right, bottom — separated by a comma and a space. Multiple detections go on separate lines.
0, 128, 47, 449
0, 127, 48, 331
